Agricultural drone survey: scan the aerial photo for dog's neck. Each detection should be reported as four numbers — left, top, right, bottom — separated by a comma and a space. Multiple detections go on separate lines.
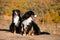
14, 15, 19, 26
26, 17, 32, 24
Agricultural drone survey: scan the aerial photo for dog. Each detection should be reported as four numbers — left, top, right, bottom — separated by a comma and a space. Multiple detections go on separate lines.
21, 11, 50, 36
10, 10, 22, 34
21, 11, 37, 36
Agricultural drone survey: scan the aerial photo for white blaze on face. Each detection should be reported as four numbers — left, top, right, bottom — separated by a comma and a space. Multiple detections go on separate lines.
15, 11, 17, 15
22, 17, 32, 30
14, 11, 19, 26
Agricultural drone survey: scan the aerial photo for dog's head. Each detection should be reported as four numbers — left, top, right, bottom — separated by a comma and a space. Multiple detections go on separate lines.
12, 10, 20, 17
22, 11, 37, 21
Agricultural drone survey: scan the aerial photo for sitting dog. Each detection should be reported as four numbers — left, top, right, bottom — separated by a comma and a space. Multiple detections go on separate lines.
21, 11, 37, 36
21, 11, 50, 36
10, 10, 22, 34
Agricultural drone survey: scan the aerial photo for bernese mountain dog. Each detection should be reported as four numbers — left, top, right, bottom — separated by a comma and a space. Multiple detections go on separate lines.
10, 10, 22, 34
21, 11, 50, 36
21, 11, 37, 36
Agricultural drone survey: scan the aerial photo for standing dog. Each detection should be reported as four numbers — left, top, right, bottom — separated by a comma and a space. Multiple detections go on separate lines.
10, 10, 22, 34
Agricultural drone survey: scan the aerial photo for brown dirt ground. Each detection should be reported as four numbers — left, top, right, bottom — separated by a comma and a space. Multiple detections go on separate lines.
0, 30, 60, 40
0, 24, 60, 40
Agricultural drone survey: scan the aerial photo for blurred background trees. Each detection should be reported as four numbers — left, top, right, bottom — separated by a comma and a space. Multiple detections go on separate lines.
0, 0, 60, 23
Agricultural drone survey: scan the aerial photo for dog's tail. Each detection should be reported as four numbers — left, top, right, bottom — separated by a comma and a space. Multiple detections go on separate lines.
34, 30, 50, 35
39, 32, 50, 35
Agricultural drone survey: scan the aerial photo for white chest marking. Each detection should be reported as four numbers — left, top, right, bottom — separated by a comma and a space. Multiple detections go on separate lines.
14, 16, 19, 26
22, 17, 32, 29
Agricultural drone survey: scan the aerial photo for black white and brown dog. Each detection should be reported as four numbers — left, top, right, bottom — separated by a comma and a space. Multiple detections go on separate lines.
10, 10, 22, 34
21, 11, 37, 36
21, 11, 50, 36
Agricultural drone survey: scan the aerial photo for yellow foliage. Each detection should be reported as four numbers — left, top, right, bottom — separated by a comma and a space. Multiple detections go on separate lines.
0, 0, 60, 23
45, 11, 52, 23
